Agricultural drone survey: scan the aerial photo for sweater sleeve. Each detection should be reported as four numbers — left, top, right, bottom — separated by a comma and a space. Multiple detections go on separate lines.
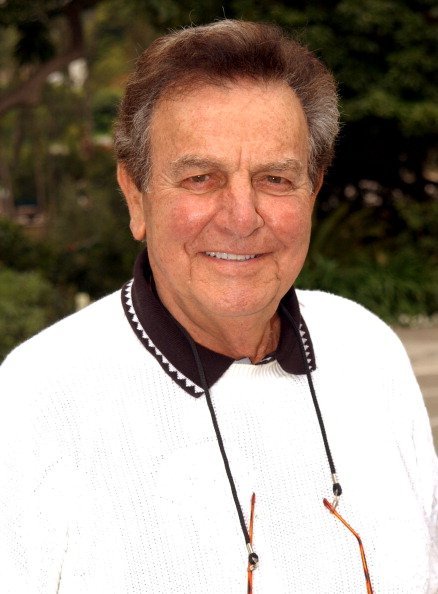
0, 349, 70, 594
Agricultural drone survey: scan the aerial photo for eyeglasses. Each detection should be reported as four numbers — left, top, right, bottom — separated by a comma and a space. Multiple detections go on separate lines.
247, 493, 256, 594
246, 494, 374, 594
323, 498, 374, 594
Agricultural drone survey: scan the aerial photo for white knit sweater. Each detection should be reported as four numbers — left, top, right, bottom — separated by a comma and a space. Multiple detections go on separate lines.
0, 289, 437, 593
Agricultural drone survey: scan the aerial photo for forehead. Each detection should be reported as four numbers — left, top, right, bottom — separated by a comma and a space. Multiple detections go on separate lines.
148, 79, 310, 168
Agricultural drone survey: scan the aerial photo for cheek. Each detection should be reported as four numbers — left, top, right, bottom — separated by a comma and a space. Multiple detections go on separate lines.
147, 196, 214, 245
266, 201, 313, 246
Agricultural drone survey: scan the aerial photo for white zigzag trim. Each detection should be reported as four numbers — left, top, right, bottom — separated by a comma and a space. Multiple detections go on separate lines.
124, 281, 204, 396
299, 322, 315, 371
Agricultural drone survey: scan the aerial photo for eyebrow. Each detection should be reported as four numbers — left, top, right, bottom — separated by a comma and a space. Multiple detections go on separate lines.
169, 155, 305, 177
169, 156, 223, 177
255, 158, 305, 175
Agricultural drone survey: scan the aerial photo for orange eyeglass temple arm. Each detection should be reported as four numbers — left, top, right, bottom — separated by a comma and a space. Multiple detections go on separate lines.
323, 498, 374, 594
247, 493, 256, 594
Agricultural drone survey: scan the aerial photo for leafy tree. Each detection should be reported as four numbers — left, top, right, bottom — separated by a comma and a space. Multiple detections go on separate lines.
0, 267, 64, 362
45, 148, 140, 297
0, 0, 101, 115
0, 0, 436, 338
0, 217, 54, 271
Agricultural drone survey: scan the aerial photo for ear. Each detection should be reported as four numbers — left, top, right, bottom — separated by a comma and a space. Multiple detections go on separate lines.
312, 171, 324, 197
310, 170, 324, 207
117, 163, 146, 241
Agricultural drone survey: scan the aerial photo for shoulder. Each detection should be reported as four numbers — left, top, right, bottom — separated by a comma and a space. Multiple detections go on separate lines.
297, 288, 384, 325
295, 288, 409, 366
0, 289, 130, 387
295, 290, 429, 441
297, 288, 396, 336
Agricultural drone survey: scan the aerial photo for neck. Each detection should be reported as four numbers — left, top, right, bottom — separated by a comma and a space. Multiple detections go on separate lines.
156, 289, 281, 362
182, 313, 282, 363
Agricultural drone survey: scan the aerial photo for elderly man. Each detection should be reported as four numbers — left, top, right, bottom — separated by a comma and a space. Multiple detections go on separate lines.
0, 20, 436, 594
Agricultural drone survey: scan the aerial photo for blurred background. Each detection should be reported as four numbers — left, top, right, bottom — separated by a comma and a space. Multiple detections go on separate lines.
0, 0, 437, 363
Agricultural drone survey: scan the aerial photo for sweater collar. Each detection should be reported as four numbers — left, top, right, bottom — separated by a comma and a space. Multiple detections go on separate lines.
121, 250, 316, 397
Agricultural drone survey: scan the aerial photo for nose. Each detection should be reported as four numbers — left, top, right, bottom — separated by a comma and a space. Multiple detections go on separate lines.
215, 178, 264, 238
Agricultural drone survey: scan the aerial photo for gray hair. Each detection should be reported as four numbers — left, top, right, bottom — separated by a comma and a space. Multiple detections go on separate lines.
114, 20, 339, 191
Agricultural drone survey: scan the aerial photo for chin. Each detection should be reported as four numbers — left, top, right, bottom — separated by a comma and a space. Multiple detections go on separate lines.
203, 292, 278, 319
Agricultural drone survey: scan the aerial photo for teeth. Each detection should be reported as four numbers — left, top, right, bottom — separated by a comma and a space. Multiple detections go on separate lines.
205, 252, 257, 261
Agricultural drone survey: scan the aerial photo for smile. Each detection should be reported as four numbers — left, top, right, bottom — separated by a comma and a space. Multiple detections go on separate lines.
205, 252, 258, 261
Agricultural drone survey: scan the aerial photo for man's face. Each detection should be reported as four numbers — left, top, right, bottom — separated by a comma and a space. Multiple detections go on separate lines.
122, 79, 320, 327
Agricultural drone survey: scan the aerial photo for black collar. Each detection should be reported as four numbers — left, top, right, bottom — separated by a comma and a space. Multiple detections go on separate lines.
121, 250, 316, 397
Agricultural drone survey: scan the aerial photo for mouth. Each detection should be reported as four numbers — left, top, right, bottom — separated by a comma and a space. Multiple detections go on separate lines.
204, 252, 259, 261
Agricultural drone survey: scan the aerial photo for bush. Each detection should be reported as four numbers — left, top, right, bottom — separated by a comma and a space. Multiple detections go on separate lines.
296, 189, 438, 324
0, 267, 69, 362
0, 217, 54, 271
297, 247, 437, 324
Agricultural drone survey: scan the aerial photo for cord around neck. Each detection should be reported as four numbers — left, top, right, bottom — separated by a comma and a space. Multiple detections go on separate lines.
280, 304, 342, 500
175, 307, 342, 571
175, 321, 259, 570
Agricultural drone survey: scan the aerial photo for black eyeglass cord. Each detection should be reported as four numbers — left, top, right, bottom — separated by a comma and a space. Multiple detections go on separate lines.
177, 309, 342, 572
176, 324, 259, 570
280, 305, 343, 501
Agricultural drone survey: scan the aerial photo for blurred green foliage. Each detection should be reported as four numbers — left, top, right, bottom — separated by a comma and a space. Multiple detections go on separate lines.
297, 199, 438, 320
298, 253, 437, 322
0, 0, 437, 360
0, 267, 61, 361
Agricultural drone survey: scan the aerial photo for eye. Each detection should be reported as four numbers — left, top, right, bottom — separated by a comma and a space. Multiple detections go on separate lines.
190, 174, 210, 184
267, 176, 285, 184
180, 173, 222, 193
255, 174, 295, 195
